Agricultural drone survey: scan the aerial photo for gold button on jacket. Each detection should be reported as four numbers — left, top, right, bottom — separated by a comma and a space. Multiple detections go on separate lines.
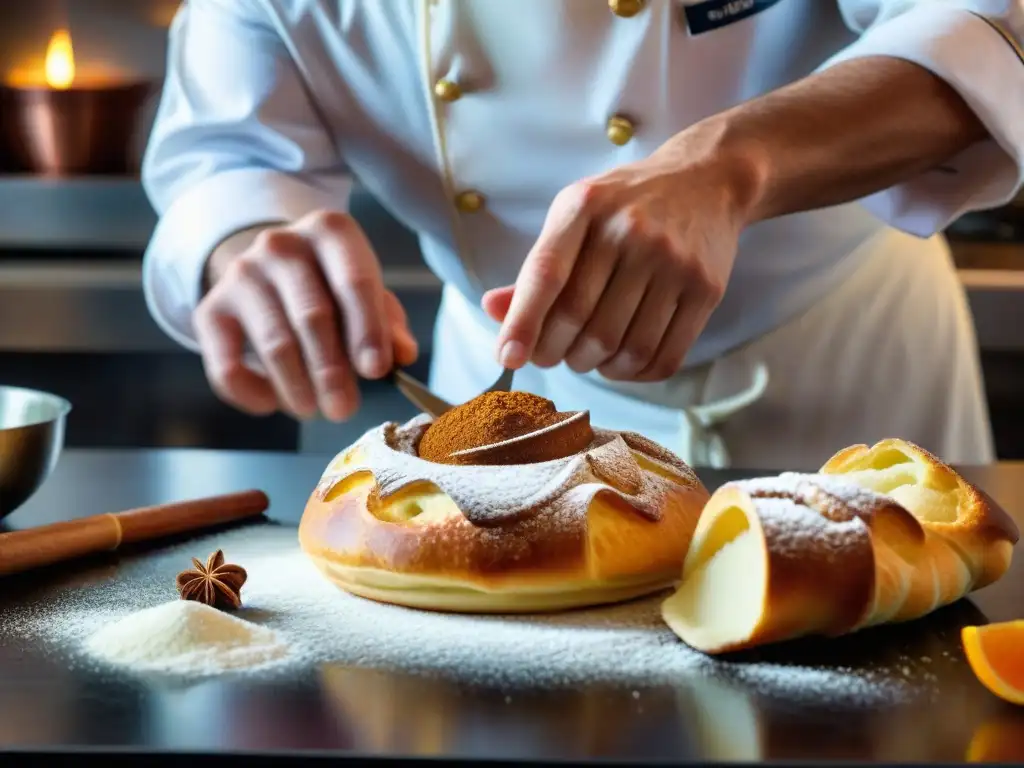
433, 78, 462, 103
606, 115, 635, 146
608, 0, 645, 18
455, 190, 485, 213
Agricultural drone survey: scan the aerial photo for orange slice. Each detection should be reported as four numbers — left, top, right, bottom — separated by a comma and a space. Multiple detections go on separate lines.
962, 620, 1024, 705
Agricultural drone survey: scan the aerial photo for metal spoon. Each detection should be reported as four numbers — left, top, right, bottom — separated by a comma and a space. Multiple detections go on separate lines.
390, 367, 515, 418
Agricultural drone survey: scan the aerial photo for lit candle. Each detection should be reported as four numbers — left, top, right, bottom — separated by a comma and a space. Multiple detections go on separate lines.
4, 28, 129, 90
44, 29, 75, 90
0, 28, 154, 176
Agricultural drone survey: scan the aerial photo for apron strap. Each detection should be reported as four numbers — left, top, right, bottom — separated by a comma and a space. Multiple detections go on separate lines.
679, 361, 770, 469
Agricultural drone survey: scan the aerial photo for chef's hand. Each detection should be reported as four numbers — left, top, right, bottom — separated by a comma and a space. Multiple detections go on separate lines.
482, 151, 751, 382
193, 210, 419, 421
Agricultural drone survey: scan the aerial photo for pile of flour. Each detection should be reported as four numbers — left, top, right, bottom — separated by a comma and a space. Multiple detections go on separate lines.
0, 524, 916, 706
84, 600, 289, 676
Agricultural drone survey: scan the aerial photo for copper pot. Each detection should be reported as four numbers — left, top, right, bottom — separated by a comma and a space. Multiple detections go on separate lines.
0, 80, 153, 176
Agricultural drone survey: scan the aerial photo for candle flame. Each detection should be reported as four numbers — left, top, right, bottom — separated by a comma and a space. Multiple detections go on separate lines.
44, 29, 75, 90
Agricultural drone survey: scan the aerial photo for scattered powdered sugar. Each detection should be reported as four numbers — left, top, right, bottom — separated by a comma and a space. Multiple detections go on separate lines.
0, 523, 914, 707
83, 600, 289, 677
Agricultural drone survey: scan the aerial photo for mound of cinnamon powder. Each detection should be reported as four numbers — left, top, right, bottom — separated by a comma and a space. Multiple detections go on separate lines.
417, 391, 592, 465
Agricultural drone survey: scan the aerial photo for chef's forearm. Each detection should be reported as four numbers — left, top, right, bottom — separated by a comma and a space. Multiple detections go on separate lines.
665, 56, 989, 226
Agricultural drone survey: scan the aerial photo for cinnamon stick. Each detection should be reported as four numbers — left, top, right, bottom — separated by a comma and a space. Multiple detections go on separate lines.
0, 489, 269, 577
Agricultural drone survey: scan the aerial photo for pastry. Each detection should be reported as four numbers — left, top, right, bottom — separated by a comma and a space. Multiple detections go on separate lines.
298, 392, 710, 613
661, 438, 1019, 654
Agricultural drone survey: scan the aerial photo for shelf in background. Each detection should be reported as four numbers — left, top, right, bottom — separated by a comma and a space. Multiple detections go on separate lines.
948, 240, 1024, 272
0, 175, 430, 269
0, 257, 440, 354
0, 175, 156, 251
1, 173, 1022, 290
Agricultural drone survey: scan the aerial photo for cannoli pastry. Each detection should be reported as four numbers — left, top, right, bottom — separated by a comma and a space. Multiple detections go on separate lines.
661, 438, 1019, 653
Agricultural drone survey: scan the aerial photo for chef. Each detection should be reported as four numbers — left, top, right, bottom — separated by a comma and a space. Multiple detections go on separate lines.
141, 0, 1024, 469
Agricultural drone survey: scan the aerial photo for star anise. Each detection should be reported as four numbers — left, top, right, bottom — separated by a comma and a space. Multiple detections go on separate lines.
175, 550, 248, 610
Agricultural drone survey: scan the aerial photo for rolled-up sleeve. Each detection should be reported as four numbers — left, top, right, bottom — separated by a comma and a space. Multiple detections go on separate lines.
827, 0, 1024, 237
142, 0, 351, 351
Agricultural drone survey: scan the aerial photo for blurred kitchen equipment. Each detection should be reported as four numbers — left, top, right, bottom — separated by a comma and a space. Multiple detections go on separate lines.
0, 28, 154, 176
947, 188, 1024, 244
391, 367, 514, 418
0, 385, 71, 520
0, 80, 152, 176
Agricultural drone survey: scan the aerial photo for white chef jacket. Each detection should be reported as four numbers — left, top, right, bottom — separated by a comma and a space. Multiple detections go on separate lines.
141, 0, 1024, 463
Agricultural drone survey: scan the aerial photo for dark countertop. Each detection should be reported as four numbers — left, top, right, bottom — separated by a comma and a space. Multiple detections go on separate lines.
3, 449, 1024, 764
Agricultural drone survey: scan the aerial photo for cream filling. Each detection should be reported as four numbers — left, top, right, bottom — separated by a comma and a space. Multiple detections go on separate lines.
661, 505, 765, 652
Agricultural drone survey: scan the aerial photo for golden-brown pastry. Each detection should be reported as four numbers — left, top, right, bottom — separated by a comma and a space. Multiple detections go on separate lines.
661, 438, 1019, 654
298, 415, 710, 613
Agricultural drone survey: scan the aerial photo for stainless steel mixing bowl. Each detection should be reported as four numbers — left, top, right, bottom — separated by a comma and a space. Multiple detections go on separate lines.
0, 386, 71, 520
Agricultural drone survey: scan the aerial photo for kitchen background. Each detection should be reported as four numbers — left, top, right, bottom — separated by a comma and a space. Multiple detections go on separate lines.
1, 1, 1022, 459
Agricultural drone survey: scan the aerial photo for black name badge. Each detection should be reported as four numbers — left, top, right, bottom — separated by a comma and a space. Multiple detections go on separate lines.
683, 0, 784, 35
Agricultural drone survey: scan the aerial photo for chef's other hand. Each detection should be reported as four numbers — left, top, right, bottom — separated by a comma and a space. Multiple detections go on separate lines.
483, 152, 751, 383
193, 210, 419, 421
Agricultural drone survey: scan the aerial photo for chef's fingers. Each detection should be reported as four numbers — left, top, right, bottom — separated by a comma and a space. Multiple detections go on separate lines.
481, 285, 514, 323
497, 185, 592, 368
262, 250, 359, 423
299, 211, 393, 381
598, 277, 682, 381
532, 232, 617, 369
235, 272, 319, 419
633, 247, 726, 381
194, 303, 278, 415
564, 249, 651, 374
384, 290, 420, 367
633, 294, 714, 383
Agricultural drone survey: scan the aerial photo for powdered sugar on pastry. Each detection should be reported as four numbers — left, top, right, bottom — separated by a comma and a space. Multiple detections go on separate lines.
731, 473, 898, 521
314, 417, 700, 529
750, 497, 870, 561
728, 473, 926, 546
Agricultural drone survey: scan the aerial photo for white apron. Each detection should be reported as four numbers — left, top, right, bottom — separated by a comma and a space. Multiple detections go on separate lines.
428, 228, 994, 471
